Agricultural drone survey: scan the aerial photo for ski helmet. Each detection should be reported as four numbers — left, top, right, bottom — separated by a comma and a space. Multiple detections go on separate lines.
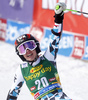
15, 34, 41, 61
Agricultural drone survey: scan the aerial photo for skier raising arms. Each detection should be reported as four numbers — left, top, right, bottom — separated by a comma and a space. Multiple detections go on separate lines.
7, 2, 72, 100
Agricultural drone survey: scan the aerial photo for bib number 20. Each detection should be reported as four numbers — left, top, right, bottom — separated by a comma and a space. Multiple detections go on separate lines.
35, 77, 49, 90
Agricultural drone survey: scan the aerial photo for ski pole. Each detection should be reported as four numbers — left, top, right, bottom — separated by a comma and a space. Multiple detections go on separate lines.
64, 9, 88, 15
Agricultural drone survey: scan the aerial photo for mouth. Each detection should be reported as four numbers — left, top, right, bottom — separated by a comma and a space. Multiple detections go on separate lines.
27, 53, 33, 57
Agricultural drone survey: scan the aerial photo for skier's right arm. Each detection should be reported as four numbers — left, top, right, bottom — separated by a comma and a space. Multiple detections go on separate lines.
6, 66, 24, 100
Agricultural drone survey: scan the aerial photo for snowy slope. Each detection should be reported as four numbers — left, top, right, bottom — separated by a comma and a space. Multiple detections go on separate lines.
0, 41, 88, 100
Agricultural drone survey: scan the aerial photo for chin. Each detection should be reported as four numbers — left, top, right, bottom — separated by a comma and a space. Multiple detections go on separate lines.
27, 58, 34, 62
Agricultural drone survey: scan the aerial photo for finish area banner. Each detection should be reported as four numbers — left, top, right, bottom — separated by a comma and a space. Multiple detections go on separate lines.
32, 0, 88, 60
33, 0, 88, 36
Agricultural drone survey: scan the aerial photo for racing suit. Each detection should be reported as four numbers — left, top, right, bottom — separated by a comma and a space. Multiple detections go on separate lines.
7, 12, 71, 100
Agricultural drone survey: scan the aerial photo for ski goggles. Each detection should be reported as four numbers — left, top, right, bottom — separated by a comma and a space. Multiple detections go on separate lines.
17, 40, 37, 55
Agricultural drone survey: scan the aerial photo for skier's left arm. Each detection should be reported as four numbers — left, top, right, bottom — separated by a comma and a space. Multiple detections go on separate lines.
44, 2, 66, 61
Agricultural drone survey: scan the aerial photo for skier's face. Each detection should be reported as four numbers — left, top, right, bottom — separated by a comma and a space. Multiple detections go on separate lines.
23, 49, 37, 61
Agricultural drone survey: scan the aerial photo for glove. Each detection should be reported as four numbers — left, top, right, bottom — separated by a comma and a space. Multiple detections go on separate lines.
54, 2, 66, 23
54, 2, 66, 14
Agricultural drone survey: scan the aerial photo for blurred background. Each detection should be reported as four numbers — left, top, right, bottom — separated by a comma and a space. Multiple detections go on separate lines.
0, 0, 88, 100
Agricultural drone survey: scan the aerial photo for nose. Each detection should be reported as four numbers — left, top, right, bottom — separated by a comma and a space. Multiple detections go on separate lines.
26, 49, 31, 54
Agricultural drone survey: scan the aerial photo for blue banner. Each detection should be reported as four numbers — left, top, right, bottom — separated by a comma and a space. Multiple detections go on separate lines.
40, 29, 74, 57
6, 20, 30, 44
58, 32, 74, 57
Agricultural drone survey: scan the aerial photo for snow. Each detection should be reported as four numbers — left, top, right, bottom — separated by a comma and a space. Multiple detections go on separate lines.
0, 41, 88, 100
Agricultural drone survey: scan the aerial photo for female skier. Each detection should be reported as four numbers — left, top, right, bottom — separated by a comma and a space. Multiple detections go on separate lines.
7, 2, 72, 100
